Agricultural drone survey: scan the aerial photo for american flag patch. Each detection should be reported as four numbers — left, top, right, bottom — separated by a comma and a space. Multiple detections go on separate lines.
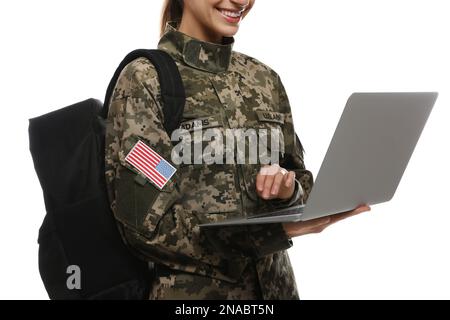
124, 139, 176, 189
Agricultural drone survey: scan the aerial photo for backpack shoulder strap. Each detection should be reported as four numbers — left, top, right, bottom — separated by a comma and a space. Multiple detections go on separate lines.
101, 49, 185, 137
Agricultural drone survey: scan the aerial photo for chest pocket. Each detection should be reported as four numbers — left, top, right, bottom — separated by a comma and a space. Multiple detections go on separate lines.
173, 113, 240, 224
174, 113, 227, 165
253, 110, 285, 153
233, 109, 286, 162
238, 110, 287, 211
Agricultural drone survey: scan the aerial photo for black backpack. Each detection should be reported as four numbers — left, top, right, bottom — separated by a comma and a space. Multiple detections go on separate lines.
28, 49, 185, 300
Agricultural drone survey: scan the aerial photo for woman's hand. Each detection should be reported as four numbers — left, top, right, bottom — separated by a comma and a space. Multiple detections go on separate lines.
282, 205, 371, 238
256, 164, 296, 200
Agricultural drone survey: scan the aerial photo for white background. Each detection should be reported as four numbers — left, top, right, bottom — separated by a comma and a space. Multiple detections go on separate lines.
1, 0, 449, 299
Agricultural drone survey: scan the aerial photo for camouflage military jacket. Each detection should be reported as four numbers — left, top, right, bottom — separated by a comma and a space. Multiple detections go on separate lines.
105, 22, 314, 299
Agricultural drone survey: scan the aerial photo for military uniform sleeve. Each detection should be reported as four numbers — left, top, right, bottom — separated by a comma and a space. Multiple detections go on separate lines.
272, 75, 314, 207
106, 59, 199, 267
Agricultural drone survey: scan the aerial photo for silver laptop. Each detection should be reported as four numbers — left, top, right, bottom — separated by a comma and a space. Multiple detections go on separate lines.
199, 92, 438, 227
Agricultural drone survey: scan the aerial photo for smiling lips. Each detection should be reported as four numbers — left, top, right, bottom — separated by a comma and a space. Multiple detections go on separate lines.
217, 8, 243, 23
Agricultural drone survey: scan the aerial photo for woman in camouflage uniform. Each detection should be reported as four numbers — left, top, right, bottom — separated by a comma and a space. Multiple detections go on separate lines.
105, 0, 370, 299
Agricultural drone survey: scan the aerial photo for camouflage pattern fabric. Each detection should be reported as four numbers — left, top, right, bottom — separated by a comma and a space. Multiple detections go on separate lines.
105, 22, 314, 300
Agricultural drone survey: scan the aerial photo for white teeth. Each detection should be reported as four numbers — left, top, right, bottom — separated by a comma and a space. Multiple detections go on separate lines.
219, 9, 241, 18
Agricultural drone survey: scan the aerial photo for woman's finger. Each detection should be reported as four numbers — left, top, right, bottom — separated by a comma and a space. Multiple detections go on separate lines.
329, 205, 371, 224
271, 172, 285, 195
256, 170, 267, 192
285, 216, 332, 237
298, 216, 332, 230
284, 171, 295, 188
263, 174, 275, 198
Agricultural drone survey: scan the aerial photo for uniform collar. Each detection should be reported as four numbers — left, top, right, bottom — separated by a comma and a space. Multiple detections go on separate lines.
157, 22, 234, 74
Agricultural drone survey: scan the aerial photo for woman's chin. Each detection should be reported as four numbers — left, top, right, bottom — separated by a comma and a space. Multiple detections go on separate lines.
213, 24, 240, 39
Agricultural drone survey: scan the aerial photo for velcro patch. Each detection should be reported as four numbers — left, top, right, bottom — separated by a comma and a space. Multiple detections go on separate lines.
255, 111, 285, 124
179, 115, 223, 132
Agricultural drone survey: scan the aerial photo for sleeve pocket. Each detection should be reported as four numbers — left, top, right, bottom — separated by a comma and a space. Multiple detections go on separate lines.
114, 135, 179, 238
115, 165, 179, 238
